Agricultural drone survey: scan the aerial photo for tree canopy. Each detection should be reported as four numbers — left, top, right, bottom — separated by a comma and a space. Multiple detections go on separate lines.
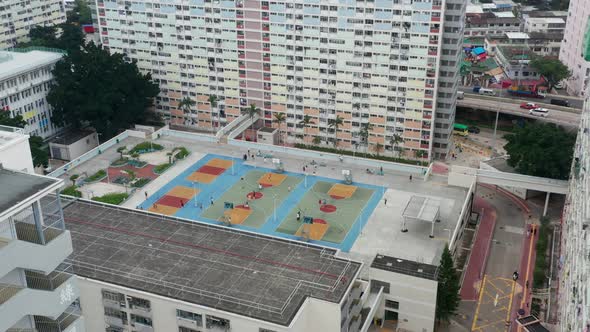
530, 57, 572, 91
67, 0, 92, 25
48, 43, 160, 139
436, 245, 460, 324
504, 123, 576, 179
0, 112, 26, 128
20, 23, 84, 53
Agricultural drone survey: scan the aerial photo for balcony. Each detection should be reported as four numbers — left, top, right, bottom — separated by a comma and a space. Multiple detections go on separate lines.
0, 269, 80, 332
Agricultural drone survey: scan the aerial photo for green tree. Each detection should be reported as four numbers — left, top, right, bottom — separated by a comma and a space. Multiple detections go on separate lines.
29, 136, 48, 168
273, 112, 286, 145
57, 23, 85, 53
389, 134, 403, 159
208, 95, 218, 128
242, 104, 261, 134
299, 114, 314, 140
0, 112, 26, 128
327, 115, 344, 147
116, 146, 127, 158
69, 174, 79, 186
312, 135, 322, 146
178, 97, 195, 119
359, 122, 374, 152
67, 0, 92, 25
48, 43, 159, 139
20, 23, 84, 53
374, 142, 383, 155
530, 57, 572, 91
504, 123, 575, 179
436, 245, 461, 324
25, 26, 59, 48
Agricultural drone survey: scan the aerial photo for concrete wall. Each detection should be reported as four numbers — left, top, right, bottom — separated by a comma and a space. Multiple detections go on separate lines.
479, 161, 527, 199
369, 268, 438, 332
448, 166, 476, 188
78, 277, 342, 332
0, 133, 34, 173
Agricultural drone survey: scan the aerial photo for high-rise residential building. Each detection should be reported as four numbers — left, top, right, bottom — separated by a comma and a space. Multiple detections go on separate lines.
557, 88, 590, 331
0, 0, 66, 50
559, 0, 590, 96
93, 0, 464, 159
0, 48, 65, 139
0, 126, 84, 332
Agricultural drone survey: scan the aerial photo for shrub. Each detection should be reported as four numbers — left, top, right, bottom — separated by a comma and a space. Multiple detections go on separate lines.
293, 143, 428, 166
174, 146, 190, 160
91, 192, 129, 205
153, 163, 172, 174
533, 218, 552, 289
110, 157, 129, 167
131, 178, 150, 188
129, 141, 164, 154
61, 185, 82, 197
86, 169, 107, 182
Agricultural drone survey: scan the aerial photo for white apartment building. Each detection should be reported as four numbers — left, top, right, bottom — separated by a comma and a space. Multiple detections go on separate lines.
557, 88, 590, 331
560, 0, 590, 96
93, 0, 465, 160
0, 0, 66, 50
0, 127, 84, 332
524, 17, 566, 35
0, 48, 65, 139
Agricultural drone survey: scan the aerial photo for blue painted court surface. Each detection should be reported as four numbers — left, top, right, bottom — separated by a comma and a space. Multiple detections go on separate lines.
139, 154, 384, 251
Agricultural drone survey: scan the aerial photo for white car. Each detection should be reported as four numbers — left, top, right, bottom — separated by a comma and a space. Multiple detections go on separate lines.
529, 108, 549, 117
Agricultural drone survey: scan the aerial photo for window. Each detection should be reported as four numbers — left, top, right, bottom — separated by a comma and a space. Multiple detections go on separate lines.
128, 296, 151, 311
179, 327, 200, 332
206, 315, 230, 330
385, 299, 400, 310
130, 314, 152, 327
177, 309, 203, 327
260, 329, 277, 332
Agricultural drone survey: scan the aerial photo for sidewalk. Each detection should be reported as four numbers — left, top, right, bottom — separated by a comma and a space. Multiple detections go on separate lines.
459, 196, 497, 301
509, 223, 538, 331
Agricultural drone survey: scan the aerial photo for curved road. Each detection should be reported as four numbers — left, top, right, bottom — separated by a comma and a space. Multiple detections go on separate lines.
458, 97, 581, 128
458, 87, 584, 109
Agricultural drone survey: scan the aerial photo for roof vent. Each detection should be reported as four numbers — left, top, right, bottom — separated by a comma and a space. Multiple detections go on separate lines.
396, 259, 403, 263
417, 268, 423, 273
386, 262, 392, 267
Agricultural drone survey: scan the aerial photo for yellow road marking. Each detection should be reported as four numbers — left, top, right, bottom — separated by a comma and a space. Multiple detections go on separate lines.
472, 274, 487, 331
517, 224, 537, 332
506, 280, 516, 323
487, 279, 507, 294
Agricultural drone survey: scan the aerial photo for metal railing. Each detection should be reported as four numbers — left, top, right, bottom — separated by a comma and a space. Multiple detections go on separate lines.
25, 265, 73, 291
6, 46, 67, 54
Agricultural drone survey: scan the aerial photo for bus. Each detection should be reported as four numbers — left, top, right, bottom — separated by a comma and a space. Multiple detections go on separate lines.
453, 123, 469, 137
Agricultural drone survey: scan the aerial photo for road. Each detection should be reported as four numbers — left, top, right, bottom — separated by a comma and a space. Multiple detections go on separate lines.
458, 87, 584, 109
458, 96, 581, 128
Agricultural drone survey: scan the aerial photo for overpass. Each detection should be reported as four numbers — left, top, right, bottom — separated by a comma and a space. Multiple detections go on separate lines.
457, 94, 581, 127
448, 165, 569, 216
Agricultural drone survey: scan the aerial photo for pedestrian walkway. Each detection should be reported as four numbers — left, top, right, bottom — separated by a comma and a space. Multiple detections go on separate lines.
509, 223, 538, 332
460, 196, 497, 301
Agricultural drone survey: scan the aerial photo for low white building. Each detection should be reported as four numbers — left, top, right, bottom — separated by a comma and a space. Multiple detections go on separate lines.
0, 125, 34, 173
49, 129, 99, 161
524, 17, 566, 35
0, 49, 65, 139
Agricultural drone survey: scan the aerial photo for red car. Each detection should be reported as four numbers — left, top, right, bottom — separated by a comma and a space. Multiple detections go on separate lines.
520, 102, 539, 109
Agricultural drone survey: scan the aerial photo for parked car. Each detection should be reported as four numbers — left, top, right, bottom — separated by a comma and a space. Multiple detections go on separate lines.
529, 108, 550, 117
468, 126, 480, 134
550, 99, 570, 107
478, 88, 496, 96
457, 91, 464, 99
520, 102, 539, 109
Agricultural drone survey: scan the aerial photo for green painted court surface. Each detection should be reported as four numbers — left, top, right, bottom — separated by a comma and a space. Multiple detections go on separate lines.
201, 170, 302, 228
276, 181, 375, 244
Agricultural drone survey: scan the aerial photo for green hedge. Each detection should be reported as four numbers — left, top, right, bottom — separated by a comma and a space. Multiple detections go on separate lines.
129, 141, 164, 154
153, 163, 172, 174
132, 178, 150, 188
61, 185, 82, 197
533, 217, 551, 289
174, 146, 190, 160
110, 157, 129, 167
91, 192, 129, 205
86, 169, 107, 182
293, 144, 428, 166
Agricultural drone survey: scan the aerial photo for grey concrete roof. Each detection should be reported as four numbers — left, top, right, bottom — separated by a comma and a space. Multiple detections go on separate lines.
371, 254, 438, 281
63, 200, 360, 326
0, 168, 59, 215
50, 129, 95, 146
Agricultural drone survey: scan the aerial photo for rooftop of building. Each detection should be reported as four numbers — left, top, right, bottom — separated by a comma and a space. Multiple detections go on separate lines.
497, 45, 533, 61
495, 12, 515, 18
50, 129, 95, 146
53, 129, 469, 279
257, 126, 277, 133
525, 10, 568, 18
505, 32, 530, 40
63, 200, 360, 326
0, 125, 26, 149
370, 254, 438, 281
527, 32, 564, 40
0, 48, 64, 80
525, 17, 565, 24
0, 167, 61, 218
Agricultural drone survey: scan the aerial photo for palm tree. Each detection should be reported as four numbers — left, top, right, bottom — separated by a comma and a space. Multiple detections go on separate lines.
312, 136, 322, 146
299, 115, 314, 143
359, 122, 374, 153
374, 142, 384, 155
273, 112, 286, 145
242, 104, 261, 140
327, 115, 344, 148
178, 97, 195, 125
208, 95, 217, 129
389, 134, 403, 159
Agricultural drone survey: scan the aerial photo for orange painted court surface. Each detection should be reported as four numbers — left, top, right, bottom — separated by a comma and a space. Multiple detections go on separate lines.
327, 184, 357, 199
258, 172, 287, 187
147, 185, 198, 216
295, 222, 330, 241
223, 205, 252, 225
186, 158, 233, 184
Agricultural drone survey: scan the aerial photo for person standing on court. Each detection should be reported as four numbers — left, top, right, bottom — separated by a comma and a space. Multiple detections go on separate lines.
296, 211, 301, 221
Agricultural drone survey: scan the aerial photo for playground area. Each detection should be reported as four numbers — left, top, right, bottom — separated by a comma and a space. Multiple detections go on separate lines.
138, 153, 382, 250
